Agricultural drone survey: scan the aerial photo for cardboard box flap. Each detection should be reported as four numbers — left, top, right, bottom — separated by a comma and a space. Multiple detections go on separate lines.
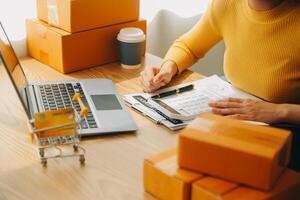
195, 177, 239, 196
145, 149, 201, 182
146, 149, 176, 164
144, 149, 203, 200
192, 177, 239, 200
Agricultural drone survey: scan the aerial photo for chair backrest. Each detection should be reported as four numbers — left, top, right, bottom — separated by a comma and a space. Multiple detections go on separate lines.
147, 9, 225, 76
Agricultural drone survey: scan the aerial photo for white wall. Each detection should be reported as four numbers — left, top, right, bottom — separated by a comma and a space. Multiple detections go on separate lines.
0, 0, 36, 57
0, 0, 36, 40
141, 0, 209, 21
0, 0, 209, 56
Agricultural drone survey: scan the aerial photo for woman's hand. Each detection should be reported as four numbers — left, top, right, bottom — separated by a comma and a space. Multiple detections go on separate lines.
140, 60, 178, 93
208, 98, 286, 124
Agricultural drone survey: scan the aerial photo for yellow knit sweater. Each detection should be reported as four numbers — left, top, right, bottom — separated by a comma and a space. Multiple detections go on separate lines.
164, 0, 300, 103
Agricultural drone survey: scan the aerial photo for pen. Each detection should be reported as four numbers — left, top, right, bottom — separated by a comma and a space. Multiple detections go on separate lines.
151, 84, 194, 99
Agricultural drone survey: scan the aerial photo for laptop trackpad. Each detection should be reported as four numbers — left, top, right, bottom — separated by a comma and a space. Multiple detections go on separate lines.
90, 95, 122, 111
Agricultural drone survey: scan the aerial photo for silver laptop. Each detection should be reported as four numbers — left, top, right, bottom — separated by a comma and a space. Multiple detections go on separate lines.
0, 22, 137, 136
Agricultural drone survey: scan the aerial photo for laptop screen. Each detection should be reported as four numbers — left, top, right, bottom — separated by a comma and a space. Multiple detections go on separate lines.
0, 22, 31, 119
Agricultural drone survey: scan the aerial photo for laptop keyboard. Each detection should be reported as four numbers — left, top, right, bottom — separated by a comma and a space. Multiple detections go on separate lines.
38, 83, 98, 129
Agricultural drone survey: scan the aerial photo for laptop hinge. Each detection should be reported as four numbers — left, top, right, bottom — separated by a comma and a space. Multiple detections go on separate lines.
23, 85, 40, 118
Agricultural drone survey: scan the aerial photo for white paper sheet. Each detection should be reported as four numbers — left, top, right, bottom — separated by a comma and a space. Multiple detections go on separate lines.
123, 75, 266, 130
161, 75, 260, 116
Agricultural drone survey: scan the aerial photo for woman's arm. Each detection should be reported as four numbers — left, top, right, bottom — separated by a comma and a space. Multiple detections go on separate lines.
280, 104, 300, 124
209, 98, 300, 125
164, 0, 223, 74
141, 0, 224, 92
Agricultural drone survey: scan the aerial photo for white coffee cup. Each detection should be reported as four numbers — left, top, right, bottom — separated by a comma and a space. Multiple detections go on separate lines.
117, 28, 145, 69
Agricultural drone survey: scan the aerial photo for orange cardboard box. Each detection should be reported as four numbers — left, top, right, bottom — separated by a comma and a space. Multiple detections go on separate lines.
192, 177, 239, 200
192, 170, 300, 200
178, 113, 292, 191
37, 0, 140, 33
223, 169, 300, 200
26, 19, 146, 73
144, 149, 203, 200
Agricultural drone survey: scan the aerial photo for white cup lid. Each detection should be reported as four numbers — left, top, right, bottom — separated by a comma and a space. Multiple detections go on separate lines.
117, 28, 145, 43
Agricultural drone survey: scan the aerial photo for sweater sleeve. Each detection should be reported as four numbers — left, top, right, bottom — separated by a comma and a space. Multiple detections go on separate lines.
163, 0, 223, 74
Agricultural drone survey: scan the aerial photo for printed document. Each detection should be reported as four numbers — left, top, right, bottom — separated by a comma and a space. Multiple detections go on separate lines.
123, 75, 264, 130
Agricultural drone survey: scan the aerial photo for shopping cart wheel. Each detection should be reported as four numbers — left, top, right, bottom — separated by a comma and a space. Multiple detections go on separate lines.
41, 158, 47, 166
39, 149, 45, 157
73, 144, 79, 152
79, 155, 85, 164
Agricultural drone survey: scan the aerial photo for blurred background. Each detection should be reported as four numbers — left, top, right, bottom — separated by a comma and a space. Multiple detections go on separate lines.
0, 0, 209, 55
0, 0, 224, 75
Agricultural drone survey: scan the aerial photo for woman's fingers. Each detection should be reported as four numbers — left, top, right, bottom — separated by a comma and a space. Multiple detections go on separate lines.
141, 74, 169, 93
227, 97, 245, 103
211, 107, 244, 115
140, 66, 173, 93
210, 98, 252, 116
141, 68, 155, 84
140, 68, 159, 92
140, 79, 153, 93
209, 101, 243, 108
209, 97, 280, 123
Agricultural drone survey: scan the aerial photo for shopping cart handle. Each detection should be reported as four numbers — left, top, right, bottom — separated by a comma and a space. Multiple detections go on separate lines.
72, 93, 89, 117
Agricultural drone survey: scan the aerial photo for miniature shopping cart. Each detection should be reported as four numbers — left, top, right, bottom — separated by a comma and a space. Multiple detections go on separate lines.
29, 93, 88, 166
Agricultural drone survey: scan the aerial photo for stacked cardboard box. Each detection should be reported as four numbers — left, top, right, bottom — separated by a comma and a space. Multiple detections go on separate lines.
178, 113, 292, 191
27, 0, 146, 73
144, 113, 300, 199
145, 150, 300, 200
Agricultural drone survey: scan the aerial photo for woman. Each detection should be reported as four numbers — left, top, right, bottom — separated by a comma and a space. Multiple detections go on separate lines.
141, 0, 300, 125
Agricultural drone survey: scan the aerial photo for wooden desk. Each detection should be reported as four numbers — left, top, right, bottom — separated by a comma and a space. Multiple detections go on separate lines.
0, 54, 203, 200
